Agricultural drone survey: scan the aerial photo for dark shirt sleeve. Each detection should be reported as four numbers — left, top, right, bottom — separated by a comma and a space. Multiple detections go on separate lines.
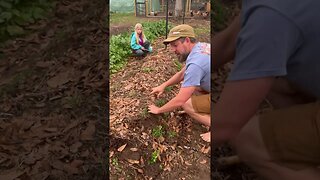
228, 7, 303, 81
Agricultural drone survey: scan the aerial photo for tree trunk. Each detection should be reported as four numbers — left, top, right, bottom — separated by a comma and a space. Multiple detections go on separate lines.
175, 0, 183, 17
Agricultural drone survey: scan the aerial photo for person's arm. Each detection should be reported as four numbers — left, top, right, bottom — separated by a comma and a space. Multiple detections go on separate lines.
213, 15, 241, 70
130, 33, 142, 50
149, 86, 195, 114
151, 66, 186, 97
213, 77, 274, 145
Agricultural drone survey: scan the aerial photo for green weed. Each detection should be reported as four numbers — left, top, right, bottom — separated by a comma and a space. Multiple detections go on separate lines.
155, 99, 166, 107
140, 107, 149, 118
0, 0, 55, 43
152, 125, 164, 138
149, 150, 160, 164
167, 131, 176, 138
142, 67, 154, 73
164, 86, 173, 92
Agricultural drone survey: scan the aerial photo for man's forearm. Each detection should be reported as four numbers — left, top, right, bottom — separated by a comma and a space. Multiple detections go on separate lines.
213, 15, 241, 70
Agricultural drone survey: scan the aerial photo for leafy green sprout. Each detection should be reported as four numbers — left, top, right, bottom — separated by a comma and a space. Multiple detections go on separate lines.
149, 150, 160, 164
173, 60, 183, 71
112, 157, 119, 166
142, 67, 154, 73
164, 86, 173, 92
155, 99, 166, 107
167, 131, 176, 138
140, 107, 149, 118
152, 125, 164, 138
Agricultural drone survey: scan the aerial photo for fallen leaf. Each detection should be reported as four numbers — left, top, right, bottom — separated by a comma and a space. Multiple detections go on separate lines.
185, 161, 192, 166
47, 71, 70, 88
200, 159, 207, 164
0, 170, 25, 180
127, 159, 139, 164
137, 169, 143, 173
117, 144, 127, 152
80, 121, 95, 141
130, 148, 138, 152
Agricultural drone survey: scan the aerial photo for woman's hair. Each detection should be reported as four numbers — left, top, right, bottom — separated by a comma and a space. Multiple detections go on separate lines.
135, 23, 146, 44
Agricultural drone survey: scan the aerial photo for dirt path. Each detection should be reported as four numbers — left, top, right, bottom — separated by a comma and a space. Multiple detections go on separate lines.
0, 0, 107, 179
109, 19, 211, 179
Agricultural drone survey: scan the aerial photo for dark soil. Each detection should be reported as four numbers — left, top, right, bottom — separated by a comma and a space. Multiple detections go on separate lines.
0, 0, 107, 179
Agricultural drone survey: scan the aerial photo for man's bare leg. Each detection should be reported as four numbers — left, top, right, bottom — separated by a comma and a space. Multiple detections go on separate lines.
182, 98, 210, 142
231, 116, 320, 180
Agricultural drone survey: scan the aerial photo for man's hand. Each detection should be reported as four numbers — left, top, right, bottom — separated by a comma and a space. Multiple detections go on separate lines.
151, 85, 165, 98
148, 104, 160, 114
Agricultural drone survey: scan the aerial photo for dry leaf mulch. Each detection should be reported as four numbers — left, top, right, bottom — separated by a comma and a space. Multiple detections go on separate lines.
0, 0, 107, 179
109, 30, 211, 179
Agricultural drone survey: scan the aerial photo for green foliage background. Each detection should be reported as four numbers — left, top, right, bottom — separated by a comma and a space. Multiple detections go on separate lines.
110, 20, 172, 74
212, 0, 228, 31
0, 0, 55, 43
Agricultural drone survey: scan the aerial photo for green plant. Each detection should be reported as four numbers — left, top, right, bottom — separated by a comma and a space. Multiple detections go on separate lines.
152, 125, 164, 138
162, 112, 170, 120
109, 33, 131, 74
167, 131, 176, 138
112, 157, 118, 166
149, 150, 160, 164
164, 86, 172, 92
173, 60, 182, 71
140, 107, 149, 118
155, 99, 166, 107
0, 0, 55, 43
142, 67, 153, 73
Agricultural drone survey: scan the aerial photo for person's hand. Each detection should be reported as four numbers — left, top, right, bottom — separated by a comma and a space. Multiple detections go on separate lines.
148, 104, 160, 114
151, 85, 165, 98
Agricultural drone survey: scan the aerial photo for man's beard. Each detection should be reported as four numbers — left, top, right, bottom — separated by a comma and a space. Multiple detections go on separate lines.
178, 52, 189, 63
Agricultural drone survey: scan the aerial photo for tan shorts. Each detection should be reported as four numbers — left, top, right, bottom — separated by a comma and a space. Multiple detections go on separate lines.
260, 102, 320, 170
191, 94, 211, 114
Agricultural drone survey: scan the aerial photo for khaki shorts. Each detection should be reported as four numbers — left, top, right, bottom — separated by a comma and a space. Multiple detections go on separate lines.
260, 102, 320, 170
191, 94, 211, 114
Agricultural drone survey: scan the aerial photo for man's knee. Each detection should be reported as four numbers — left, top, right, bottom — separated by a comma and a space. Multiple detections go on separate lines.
232, 116, 268, 165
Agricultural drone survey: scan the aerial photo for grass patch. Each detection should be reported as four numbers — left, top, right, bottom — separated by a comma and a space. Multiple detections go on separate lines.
110, 13, 137, 25
152, 125, 164, 138
194, 27, 210, 35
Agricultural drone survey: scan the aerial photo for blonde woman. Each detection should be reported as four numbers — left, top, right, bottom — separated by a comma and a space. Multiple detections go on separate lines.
130, 23, 152, 56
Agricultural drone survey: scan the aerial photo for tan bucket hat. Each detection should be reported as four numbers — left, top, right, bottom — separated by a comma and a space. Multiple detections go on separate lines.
163, 24, 195, 44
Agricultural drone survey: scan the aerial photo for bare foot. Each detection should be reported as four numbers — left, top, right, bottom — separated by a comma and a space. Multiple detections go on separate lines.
200, 132, 210, 142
